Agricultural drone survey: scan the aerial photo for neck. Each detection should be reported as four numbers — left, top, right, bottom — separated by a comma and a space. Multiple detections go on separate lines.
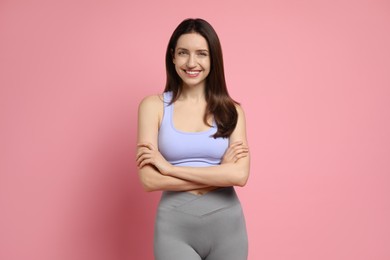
180, 84, 206, 101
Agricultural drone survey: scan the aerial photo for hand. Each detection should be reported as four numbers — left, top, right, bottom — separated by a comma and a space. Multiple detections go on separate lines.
221, 141, 249, 164
136, 142, 173, 175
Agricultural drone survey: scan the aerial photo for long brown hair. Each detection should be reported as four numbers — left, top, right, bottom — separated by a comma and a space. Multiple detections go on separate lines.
164, 18, 238, 138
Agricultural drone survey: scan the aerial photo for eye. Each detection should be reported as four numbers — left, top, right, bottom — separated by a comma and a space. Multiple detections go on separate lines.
177, 51, 188, 56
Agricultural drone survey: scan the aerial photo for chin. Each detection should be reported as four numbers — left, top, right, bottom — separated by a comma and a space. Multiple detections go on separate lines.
182, 81, 206, 88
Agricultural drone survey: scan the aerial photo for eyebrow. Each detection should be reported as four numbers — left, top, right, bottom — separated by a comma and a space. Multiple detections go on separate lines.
176, 47, 209, 52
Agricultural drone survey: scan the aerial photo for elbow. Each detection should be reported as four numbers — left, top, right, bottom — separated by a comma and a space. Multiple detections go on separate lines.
138, 171, 160, 192
141, 182, 155, 192
236, 173, 249, 187
233, 166, 249, 187
229, 157, 250, 187
140, 177, 161, 192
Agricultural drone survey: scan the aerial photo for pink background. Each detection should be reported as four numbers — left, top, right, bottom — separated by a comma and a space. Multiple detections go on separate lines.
1, 0, 389, 259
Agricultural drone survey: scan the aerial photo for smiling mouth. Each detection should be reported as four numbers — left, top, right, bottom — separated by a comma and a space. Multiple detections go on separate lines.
184, 70, 201, 76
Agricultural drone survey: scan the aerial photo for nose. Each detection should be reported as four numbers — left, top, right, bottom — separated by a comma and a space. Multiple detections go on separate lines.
186, 54, 196, 68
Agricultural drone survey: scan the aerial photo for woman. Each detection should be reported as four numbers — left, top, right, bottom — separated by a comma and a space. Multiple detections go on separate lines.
136, 18, 250, 260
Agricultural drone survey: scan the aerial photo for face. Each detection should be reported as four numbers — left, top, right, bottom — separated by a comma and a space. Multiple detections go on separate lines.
173, 33, 211, 89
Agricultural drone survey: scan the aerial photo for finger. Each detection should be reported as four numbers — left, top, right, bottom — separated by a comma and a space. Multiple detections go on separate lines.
136, 148, 152, 161
233, 146, 249, 154
139, 159, 146, 168
137, 142, 156, 150
236, 153, 248, 159
136, 147, 152, 158
136, 152, 142, 161
233, 150, 247, 157
238, 152, 249, 158
138, 160, 146, 168
142, 158, 155, 168
139, 158, 152, 168
138, 160, 147, 168
236, 148, 249, 154
233, 152, 248, 160
137, 154, 152, 166
137, 143, 151, 150
229, 141, 243, 148
137, 146, 151, 152
234, 152, 249, 162
227, 145, 243, 154
233, 143, 248, 149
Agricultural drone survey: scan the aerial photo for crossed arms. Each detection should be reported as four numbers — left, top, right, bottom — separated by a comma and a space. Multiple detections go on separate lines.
136, 95, 250, 192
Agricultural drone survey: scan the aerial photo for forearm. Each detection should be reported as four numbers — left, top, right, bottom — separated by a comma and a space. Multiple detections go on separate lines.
167, 157, 250, 187
138, 165, 214, 192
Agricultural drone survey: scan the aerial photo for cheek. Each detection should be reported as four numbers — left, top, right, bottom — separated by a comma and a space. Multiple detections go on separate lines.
203, 59, 211, 70
204, 69, 211, 78
203, 61, 211, 73
173, 59, 182, 69
174, 65, 185, 78
174, 59, 185, 69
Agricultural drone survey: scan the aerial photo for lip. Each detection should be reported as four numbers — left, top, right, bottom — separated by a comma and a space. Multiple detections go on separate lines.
183, 69, 201, 78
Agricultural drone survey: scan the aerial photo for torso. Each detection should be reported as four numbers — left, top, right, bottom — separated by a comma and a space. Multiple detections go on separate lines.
157, 92, 228, 195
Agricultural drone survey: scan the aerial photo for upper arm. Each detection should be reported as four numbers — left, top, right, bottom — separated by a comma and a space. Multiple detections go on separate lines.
137, 95, 163, 148
229, 104, 248, 145
229, 104, 250, 184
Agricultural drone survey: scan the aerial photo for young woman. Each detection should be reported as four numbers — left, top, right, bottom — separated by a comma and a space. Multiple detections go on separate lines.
136, 18, 250, 260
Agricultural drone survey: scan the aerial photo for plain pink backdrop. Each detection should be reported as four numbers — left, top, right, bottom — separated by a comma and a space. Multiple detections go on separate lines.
1, 0, 389, 259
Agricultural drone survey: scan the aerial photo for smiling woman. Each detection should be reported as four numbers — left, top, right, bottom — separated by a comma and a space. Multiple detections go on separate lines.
136, 18, 250, 260
173, 34, 211, 86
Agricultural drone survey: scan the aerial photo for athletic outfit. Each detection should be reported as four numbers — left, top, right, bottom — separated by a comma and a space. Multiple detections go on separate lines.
154, 91, 248, 260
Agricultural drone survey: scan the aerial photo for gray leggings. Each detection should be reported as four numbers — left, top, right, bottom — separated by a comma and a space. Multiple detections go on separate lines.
154, 187, 248, 260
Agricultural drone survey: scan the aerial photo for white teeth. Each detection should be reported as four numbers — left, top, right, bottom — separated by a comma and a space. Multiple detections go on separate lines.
186, 70, 200, 75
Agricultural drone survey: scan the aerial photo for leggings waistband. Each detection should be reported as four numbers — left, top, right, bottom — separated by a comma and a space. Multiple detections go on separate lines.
158, 186, 240, 217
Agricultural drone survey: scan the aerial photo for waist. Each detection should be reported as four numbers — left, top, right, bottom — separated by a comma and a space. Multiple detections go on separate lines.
158, 187, 240, 216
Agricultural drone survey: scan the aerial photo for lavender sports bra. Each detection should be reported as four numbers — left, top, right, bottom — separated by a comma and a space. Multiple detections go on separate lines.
158, 92, 229, 167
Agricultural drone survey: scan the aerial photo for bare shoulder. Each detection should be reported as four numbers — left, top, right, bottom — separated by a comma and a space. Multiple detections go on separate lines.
139, 94, 163, 108
138, 94, 164, 130
138, 94, 164, 114
234, 103, 246, 119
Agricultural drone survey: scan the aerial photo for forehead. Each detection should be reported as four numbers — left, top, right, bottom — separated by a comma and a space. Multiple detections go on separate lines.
176, 33, 209, 50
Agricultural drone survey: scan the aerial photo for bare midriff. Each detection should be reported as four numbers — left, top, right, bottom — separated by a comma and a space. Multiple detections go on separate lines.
187, 186, 219, 196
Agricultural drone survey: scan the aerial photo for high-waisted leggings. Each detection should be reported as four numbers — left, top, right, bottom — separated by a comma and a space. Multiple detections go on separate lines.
154, 186, 248, 260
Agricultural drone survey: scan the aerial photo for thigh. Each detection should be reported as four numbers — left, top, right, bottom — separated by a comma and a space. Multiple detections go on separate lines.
154, 241, 202, 260
205, 203, 248, 260
154, 207, 203, 260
